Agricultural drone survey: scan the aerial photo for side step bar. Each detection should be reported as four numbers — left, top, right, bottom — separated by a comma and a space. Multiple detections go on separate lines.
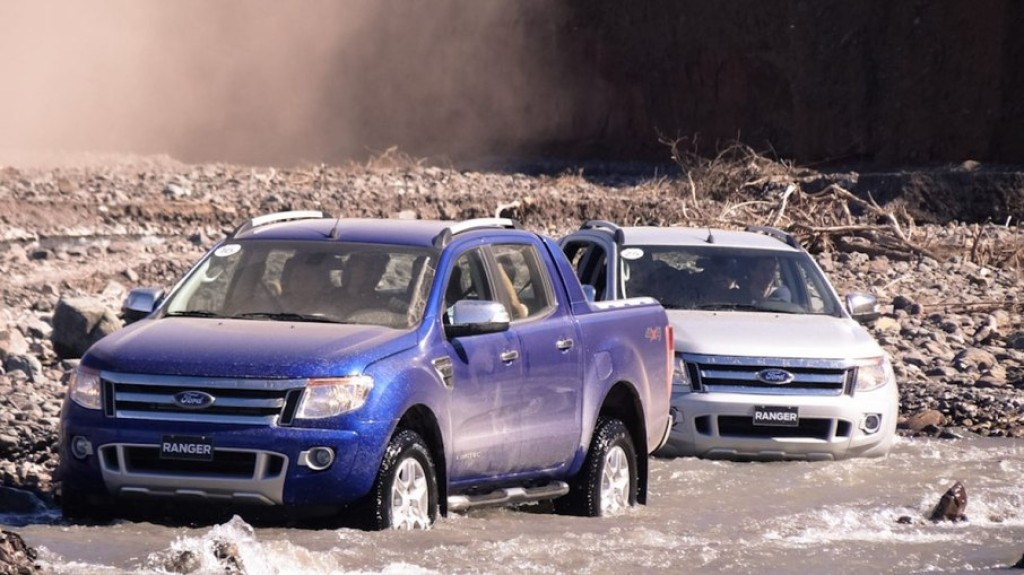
447, 481, 570, 512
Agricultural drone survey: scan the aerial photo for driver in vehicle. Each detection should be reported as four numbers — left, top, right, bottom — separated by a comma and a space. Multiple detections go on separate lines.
337, 251, 392, 319
744, 258, 792, 304
277, 253, 338, 316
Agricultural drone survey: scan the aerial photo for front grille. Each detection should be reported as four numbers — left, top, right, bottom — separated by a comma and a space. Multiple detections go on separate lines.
684, 353, 854, 395
100, 372, 306, 425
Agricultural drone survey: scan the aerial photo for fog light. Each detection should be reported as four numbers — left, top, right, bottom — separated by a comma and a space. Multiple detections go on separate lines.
300, 447, 335, 471
71, 436, 94, 459
861, 414, 882, 434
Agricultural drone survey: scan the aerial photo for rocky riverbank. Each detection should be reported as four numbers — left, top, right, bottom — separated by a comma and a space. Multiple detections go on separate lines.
1, 154, 1022, 503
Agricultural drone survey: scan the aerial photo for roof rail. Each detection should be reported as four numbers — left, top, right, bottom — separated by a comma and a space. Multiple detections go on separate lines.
229, 210, 328, 238
745, 225, 800, 248
579, 219, 625, 244
433, 217, 521, 248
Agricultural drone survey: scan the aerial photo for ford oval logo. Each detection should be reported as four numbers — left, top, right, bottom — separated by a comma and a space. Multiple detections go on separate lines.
756, 369, 795, 385
173, 390, 216, 410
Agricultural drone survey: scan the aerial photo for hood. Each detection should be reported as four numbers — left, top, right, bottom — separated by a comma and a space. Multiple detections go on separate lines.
83, 317, 417, 378
669, 310, 884, 359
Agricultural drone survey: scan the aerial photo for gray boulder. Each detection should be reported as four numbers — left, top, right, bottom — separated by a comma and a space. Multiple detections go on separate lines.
50, 296, 122, 359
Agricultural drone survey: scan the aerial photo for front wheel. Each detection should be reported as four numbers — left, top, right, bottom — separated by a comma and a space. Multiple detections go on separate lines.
556, 417, 638, 517
58, 485, 114, 524
360, 429, 438, 530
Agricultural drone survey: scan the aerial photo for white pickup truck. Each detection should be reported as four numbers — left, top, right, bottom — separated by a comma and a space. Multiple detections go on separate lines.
560, 221, 898, 461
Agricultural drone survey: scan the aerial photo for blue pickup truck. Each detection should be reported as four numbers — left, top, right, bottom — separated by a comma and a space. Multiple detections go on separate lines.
57, 212, 672, 529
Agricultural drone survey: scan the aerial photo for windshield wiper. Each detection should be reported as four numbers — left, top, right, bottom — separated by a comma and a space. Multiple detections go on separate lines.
694, 303, 760, 311
695, 302, 803, 314
166, 310, 225, 318
232, 312, 343, 324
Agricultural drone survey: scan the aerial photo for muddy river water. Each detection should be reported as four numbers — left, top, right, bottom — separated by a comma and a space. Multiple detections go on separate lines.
5, 436, 1024, 574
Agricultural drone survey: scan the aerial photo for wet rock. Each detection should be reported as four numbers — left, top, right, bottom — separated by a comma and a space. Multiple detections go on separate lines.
929, 481, 967, 522
162, 549, 201, 574
0, 529, 37, 575
214, 540, 246, 575
0, 487, 45, 514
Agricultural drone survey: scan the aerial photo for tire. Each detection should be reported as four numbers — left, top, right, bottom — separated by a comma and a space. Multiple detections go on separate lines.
360, 429, 439, 530
556, 417, 638, 517
58, 485, 113, 524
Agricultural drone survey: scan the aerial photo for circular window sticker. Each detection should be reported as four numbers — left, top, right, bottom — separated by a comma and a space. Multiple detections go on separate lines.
620, 247, 645, 261
213, 244, 242, 258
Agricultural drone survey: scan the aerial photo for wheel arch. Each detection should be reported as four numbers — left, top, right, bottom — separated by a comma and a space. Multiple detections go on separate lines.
598, 381, 649, 504
395, 404, 448, 515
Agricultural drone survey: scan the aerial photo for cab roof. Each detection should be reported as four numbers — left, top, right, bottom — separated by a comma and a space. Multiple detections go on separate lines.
230, 212, 522, 248
620, 227, 801, 252
573, 220, 803, 253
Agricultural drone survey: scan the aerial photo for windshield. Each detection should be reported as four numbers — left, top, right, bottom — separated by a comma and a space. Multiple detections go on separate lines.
162, 240, 436, 328
618, 245, 842, 316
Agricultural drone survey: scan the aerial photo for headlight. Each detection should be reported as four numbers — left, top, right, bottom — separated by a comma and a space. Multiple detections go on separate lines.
855, 357, 895, 393
671, 356, 692, 391
296, 376, 374, 419
69, 366, 102, 410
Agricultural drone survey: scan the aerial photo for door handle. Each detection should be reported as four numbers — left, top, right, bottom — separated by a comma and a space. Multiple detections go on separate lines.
500, 349, 520, 363
556, 338, 574, 351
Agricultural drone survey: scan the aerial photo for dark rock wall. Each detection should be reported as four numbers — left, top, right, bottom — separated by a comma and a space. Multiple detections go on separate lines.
551, 1, 1024, 166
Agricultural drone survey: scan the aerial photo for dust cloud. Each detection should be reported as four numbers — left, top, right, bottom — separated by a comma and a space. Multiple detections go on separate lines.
0, 1, 578, 167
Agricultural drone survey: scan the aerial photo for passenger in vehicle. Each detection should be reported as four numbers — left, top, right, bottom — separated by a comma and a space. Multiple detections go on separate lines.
695, 257, 744, 305
624, 258, 674, 301
496, 254, 529, 319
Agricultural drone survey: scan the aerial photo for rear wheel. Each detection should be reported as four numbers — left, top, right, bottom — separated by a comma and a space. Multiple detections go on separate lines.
556, 417, 638, 517
361, 429, 438, 530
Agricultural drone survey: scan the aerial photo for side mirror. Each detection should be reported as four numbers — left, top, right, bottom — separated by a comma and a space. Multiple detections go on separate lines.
122, 287, 165, 324
445, 300, 510, 338
845, 292, 880, 324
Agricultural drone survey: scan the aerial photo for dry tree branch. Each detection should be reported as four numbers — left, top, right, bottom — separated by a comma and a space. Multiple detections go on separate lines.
769, 183, 797, 227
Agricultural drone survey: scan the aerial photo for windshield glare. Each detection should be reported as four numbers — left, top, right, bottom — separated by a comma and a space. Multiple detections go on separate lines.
619, 246, 841, 315
163, 240, 436, 328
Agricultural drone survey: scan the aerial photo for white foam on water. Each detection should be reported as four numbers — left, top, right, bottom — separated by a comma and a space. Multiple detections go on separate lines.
762, 505, 963, 547
133, 516, 440, 575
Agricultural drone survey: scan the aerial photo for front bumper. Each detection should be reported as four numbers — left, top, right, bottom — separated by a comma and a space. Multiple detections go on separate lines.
654, 389, 897, 461
58, 413, 392, 507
